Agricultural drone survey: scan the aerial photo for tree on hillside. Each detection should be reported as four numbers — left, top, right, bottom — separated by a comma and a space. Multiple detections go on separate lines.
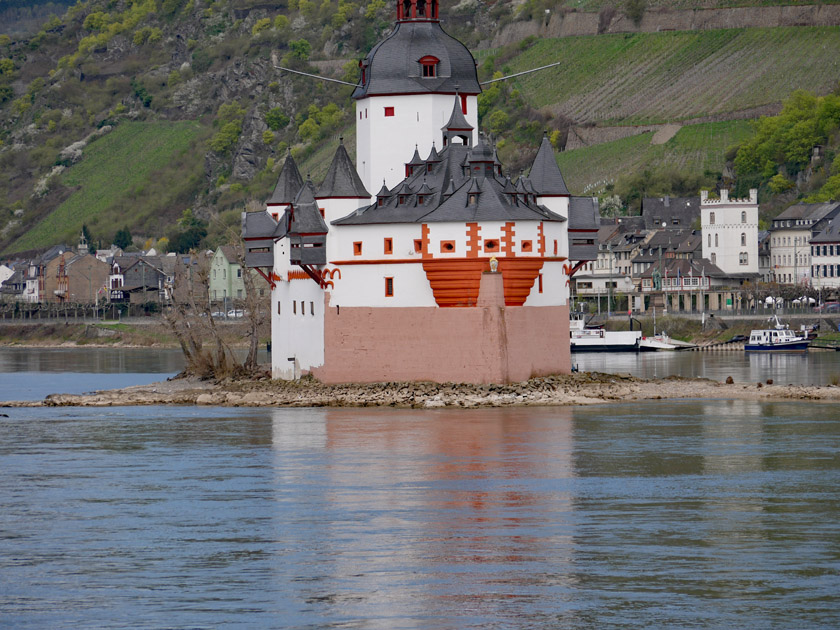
733, 90, 840, 197
114, 226, 132, 249
167, 208, 208, 254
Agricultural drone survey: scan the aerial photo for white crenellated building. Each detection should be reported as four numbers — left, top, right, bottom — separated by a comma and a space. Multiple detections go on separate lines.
701, 188, 759, 277
242, 0, 599, 384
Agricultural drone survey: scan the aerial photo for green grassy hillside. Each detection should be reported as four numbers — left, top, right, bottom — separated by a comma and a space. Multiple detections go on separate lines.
556, 120, 755, 193
507, 27, 840, 125
9, 121, 203, 253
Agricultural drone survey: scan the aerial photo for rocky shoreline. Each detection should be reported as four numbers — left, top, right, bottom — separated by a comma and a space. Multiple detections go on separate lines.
4, 372, 840, 409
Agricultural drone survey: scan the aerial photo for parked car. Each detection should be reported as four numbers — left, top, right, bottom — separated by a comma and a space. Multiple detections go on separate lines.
814, 302, 840, 313
227, 309, 246, 318
210, 310, 226, 318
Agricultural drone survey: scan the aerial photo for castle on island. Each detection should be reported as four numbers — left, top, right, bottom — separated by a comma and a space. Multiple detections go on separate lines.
243, 0, 599, 384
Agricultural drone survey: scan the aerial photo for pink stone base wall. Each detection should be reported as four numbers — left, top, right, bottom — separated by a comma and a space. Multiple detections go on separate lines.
313, 274, 570, 385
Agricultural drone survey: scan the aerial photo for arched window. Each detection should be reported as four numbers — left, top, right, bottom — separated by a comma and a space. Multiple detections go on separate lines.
709, 212, 715, 225
741, 211, 747, 223
711, 253, 716, 264
715, 234, 719, 247
418, 55, 439, 78
741, 233, 746, 246
708, 234, 711, 247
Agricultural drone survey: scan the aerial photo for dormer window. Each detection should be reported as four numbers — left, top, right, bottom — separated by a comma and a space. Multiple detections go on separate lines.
419, 55, 439, 78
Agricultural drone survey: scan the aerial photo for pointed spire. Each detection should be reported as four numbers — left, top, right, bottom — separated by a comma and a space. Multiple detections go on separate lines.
442, 93, 473, 132
408, 145, 424, 167
528, 131, 569, 196
268, 149, 304, 205
426, 142, 441, 163
316, 140, 371, 198
376, 180, 390, 198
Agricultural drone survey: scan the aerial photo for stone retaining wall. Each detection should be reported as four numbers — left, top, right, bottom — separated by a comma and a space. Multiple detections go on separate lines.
490, 4, 840, 47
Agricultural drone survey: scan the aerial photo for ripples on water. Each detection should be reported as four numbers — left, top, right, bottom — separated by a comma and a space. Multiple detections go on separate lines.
1, 402, 838, 629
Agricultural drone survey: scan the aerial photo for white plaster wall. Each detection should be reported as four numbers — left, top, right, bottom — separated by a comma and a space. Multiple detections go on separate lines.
523, 260, 569, 307
701, 204, 758, 275
329, 262, 436, 307
271, 279, 325, 379
356, 93, 478, 193
770, 228, 811, 284
812, 248, 840, 288
537, 196, 570, 221
331, 224, 423, 262
543, 221, 569, 259
426, 222, 469, 258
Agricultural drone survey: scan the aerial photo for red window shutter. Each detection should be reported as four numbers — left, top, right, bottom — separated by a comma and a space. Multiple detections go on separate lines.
384, 106, 395, 117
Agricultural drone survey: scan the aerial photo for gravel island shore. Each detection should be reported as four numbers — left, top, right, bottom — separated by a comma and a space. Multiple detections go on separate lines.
4, 372, 840, 408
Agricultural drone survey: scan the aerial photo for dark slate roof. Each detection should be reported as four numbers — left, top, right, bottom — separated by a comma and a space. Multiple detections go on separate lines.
641, 196, 699, 229
812, 223, 840, 243
352, 21, 481, 100
442, 95, 473, 132
639, 257, 727, 279
332, 142, 564, 226
528, 133, 569, 196
772, 201, 840, 227
289, 184, 328, 235
568, 196, 600, 231
267, 151, 304, 205
316, 140, 371, 199
242, 211, 286, 240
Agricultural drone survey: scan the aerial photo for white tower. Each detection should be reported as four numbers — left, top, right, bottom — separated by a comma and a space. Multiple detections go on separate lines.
352, 0, 480, 193
701, 189, 759, 275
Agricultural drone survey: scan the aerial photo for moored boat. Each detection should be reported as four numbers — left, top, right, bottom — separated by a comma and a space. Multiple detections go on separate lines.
745, 316, 811, 352
570, 312, 641, 352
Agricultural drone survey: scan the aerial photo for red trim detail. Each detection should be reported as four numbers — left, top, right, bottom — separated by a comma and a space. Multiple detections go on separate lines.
501, 222, 515, 256
253, 269, 274, 290
421, 224, 430, 259
466, 222, 480, 258
461, 94, 468, 115
497, 258, 545, 306
538, 222, 546, 255
384, 106, 395, 117
328, 256, 568, 266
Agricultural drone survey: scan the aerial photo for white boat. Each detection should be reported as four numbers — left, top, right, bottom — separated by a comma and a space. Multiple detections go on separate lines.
745, 316, 811, 353
570, 312, 641, 352
638, 332, 680, 351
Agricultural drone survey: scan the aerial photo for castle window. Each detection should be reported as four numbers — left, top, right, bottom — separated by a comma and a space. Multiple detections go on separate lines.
484, 239, 499, 253
715, 234, 719, 247
277, 302, 281, 315
469, 194, 477, 206
711, 253, 716, 264
310, 301, 314, 315
414, 239, 423, 253
384, 238, 393, 254
741, 211, 747, 223
384, 106, 395, 117
538, 274, 543, 293
521, 240, 532, 252
710, 212, 715, 225
353, 241, 363, 256
741, 233, 746, 246
385, 277, 394, 297
419, 55, 439, 78
418, 195, 424, 205
440, 241, 455, 253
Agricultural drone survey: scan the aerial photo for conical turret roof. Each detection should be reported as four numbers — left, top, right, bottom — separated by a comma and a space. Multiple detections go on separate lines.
442, 93, 474, 132
268, 150, 304, 205
528, 132, 569, 196
316, 139, 371, 199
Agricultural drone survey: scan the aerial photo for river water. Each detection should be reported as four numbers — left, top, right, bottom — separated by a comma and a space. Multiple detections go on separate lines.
1, 348, 839, 628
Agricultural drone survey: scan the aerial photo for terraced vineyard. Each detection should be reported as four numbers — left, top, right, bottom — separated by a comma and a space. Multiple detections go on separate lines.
556, 120, 755, 193
509, 27, 840, 125
10, 121, 202, 253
